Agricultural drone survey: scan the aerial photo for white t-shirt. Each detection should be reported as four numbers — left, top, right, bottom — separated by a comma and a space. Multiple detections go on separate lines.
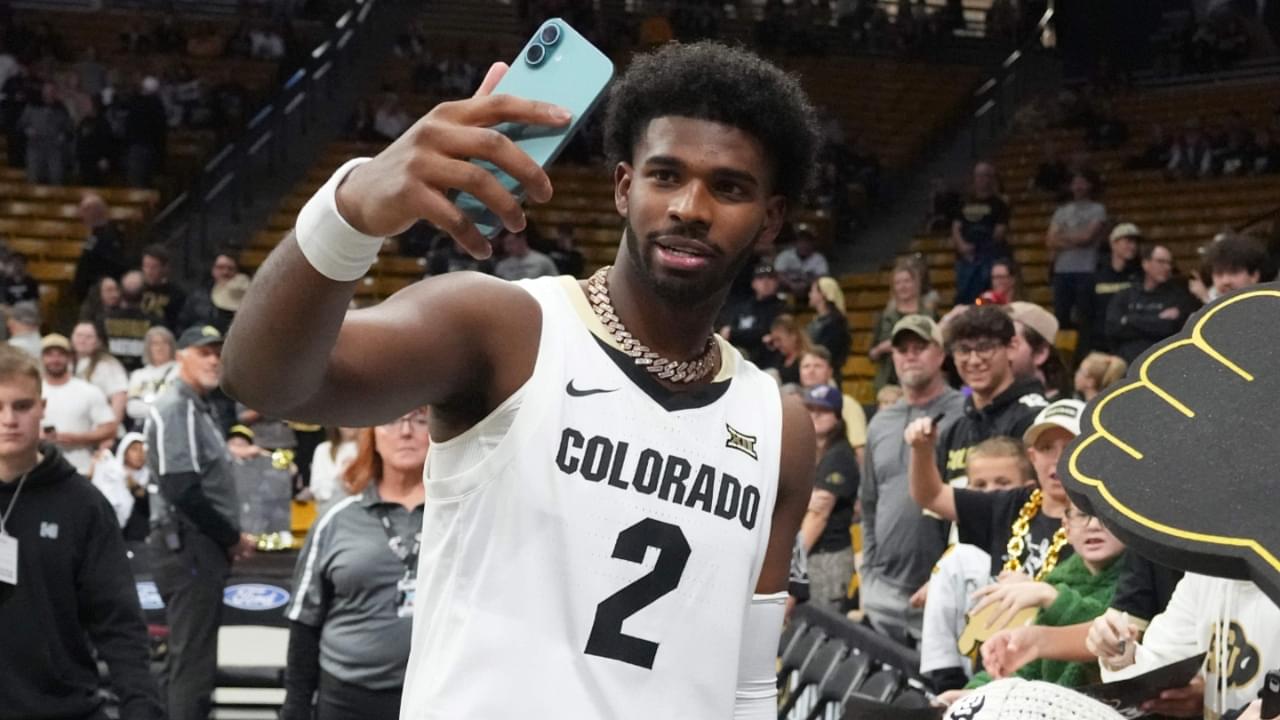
43, 377, 116, 474
919, 543, 992, 676
127, 362, 176, 422
76, 355, 130, 398
309, 439, 358, 516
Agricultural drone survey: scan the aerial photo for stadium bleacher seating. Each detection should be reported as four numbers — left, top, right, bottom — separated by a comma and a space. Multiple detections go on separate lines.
836, 77, 1280, 405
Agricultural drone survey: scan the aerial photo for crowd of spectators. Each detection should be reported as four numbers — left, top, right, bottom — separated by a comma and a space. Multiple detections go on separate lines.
0, 9, 300, 188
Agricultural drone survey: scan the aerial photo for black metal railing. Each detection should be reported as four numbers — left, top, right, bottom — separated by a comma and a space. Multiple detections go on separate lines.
968, 3, 1058, 159
148, 0, 380, 280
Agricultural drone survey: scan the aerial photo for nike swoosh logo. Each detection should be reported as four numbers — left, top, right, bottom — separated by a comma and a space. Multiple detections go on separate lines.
566, 380, 618, 397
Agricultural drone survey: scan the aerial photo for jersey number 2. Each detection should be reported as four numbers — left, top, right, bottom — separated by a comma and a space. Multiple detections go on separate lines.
584, 518, 690, 669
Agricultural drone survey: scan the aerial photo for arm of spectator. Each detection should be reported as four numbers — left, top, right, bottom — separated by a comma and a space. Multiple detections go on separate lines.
799, 488, 835, 553
108, 390, 127, 425
1105, 291, 1139, 343
906, 416, 956, 521
280, 621, 322, 720
57, 421, 120, 447
992, 222, 1008, 245
1064, 219, 1106, 248
1127, 305, 1183, 339
951, 220, 974, 258
80, 493, 164, 720
982, 623, 1096, 678
858, 447, 879, 566
1047, 222, 1065, 250
159, 471, 241, 548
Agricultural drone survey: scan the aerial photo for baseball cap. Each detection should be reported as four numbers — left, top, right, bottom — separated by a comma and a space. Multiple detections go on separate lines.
41, 333, 71, 352
1109, 223, 1142, 242
1023, 399, 1085, 446
177, 325, 224, 350
211, 273, 250, 312
943, 679, 1123, 720
802, 384, 843, 415
228, 424, 255, 442
1006, 302, 1059, 344
753, 263, 777, 278
891, 314, 943, 346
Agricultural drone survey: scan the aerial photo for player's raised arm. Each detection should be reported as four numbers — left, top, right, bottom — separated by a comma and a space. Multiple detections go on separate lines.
222, 64, 571, 427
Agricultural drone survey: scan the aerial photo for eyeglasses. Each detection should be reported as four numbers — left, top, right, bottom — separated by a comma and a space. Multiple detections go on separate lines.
950, 339, 1004, 361
379, 411, 430, 431
1064, 509, 1098, 529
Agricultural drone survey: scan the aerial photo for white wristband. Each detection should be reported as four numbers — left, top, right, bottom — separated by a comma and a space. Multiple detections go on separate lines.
295, 157, 384, 282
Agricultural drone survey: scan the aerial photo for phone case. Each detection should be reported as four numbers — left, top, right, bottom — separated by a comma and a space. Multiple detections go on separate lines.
454, 18, 615, 238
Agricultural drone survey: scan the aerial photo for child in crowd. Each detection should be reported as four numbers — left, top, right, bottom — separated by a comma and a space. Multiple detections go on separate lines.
946, 499, 1125, 701
919, 436, 1037, 691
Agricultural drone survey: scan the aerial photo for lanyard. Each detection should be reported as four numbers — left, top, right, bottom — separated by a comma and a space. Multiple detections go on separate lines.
373, 506, 420, 573
0, 472, 31, 536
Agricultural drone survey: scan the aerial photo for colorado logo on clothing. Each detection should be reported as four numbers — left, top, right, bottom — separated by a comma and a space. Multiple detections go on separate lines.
223, 583, 291, 611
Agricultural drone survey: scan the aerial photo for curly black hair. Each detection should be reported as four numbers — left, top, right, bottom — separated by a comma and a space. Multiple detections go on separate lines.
945, 305, 1016, 347
603, 41, 821, 206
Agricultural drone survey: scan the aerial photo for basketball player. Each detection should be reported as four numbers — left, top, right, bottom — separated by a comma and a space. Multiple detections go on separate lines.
223, 42, 821, 718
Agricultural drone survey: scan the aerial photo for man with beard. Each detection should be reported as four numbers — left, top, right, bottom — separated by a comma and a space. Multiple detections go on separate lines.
223, 42, 820, 718
859, 315, 964, 645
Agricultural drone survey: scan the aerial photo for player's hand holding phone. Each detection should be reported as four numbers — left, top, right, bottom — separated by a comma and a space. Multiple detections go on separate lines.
334, 67, 569, 259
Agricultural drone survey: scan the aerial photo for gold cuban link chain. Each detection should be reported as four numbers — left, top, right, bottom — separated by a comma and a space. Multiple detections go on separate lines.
586, 266, 719, 384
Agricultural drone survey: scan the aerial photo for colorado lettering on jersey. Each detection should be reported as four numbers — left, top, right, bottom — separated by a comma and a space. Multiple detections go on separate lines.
555, 427, 761, 531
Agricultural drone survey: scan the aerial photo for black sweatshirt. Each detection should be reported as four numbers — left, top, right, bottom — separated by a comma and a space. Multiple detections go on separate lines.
0, 445, 163, 720
1104, 280, 1200, 364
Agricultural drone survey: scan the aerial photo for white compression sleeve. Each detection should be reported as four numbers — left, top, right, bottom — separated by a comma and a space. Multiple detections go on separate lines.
294, 157, 384, 282
734, 591, 787, 719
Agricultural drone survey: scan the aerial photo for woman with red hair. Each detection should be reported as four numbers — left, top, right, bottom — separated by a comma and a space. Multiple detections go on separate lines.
280, 409, 429, 720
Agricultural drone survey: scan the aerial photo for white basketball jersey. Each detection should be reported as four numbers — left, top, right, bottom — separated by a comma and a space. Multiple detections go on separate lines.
399, 276, 783, 719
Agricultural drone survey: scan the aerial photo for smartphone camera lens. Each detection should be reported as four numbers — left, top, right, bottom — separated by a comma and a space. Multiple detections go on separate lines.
540, 23, 561, 46
525, 43, 546, 66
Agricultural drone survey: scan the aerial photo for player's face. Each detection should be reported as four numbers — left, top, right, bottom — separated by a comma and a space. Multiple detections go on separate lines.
1064, 503, 1125, 567
966, 455, 1028, 493
1027, 427, 1073, 504
0, 375, 43, 460
616, 117, 785, 304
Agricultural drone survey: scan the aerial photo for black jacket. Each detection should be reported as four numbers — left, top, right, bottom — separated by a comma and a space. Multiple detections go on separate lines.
0, 446, 163, 720
807, 309, 851, 375
936, 377, 1047, 483
1105, 281, 1199, 364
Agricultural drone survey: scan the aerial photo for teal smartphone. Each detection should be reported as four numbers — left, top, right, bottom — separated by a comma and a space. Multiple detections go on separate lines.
453, 18, 615, 238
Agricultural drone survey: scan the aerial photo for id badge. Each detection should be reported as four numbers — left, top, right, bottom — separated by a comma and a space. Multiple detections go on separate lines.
0, 533, 18, 585
396, 574, 416, 618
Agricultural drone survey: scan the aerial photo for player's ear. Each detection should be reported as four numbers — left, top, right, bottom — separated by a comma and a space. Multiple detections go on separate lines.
614, 162, 633, 218
758, 195, 787, 248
